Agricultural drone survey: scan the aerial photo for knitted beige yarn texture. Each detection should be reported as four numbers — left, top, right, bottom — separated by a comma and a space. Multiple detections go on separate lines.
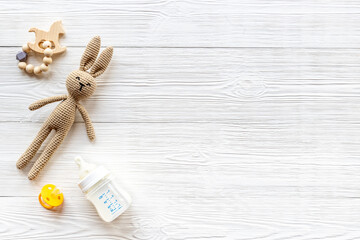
16, 36, 113, 180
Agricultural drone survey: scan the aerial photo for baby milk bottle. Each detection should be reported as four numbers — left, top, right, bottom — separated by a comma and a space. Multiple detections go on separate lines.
75, 156, 132, 222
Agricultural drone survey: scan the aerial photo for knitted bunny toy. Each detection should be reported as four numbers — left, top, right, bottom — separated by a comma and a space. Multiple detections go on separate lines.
16, 36, 113, 180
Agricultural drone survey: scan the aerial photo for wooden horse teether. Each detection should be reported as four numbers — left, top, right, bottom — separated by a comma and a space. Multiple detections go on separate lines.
16, 21, 66, 75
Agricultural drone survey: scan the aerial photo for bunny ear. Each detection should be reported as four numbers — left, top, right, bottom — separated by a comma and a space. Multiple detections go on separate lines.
80, 36, 101, 71
90, 46, 113, 78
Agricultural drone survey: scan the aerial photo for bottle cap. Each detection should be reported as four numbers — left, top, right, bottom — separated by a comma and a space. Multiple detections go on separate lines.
78, 166, 110, 192
75, 156, 110, 192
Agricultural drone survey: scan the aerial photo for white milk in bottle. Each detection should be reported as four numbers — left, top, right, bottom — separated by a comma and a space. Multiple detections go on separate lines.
75, 156, 132, 222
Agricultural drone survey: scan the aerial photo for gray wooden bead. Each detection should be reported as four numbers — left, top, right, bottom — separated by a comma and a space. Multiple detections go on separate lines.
16, 51, 27, 62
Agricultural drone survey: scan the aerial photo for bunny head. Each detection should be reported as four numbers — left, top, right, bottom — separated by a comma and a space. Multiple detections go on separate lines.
66, 36, 113, 100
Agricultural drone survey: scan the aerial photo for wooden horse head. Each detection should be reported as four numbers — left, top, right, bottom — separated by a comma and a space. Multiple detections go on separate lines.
28, 21, 66, 55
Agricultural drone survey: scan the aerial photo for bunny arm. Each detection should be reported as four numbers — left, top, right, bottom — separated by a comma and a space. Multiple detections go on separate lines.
77, 103, 95, 141
29, 95, 68, 111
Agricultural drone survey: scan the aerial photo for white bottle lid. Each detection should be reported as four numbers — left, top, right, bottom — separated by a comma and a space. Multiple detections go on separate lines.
75, 156, 111, 193
78, 165, 110, 193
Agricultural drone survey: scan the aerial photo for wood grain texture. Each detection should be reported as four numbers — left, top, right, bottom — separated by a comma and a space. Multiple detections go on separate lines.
3, 47, 360, 124
2, 122, 360, 239
3, 0, 360, 48
2, 0, 360, 239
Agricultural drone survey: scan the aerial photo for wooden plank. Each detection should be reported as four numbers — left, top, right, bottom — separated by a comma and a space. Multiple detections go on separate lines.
2, 122, 360, 194
2, 47, 360, 123
3, 0, 360, 48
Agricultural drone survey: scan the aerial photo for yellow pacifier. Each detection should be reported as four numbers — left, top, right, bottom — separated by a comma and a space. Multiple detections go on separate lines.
38, 184, 64, 210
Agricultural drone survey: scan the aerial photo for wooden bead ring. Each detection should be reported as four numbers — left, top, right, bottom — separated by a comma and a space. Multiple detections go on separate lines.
16, 21, 66, 75
17, 42, 53, 75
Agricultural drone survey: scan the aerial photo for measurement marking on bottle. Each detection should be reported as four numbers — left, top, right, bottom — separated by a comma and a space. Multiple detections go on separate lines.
99, 189, 123, 215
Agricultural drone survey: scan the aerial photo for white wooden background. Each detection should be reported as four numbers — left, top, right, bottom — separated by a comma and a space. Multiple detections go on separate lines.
2, 0, 360, 239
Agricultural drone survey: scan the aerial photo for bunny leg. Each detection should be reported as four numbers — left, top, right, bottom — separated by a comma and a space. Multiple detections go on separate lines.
27, 131, 66, 180
16, 125, 51, 169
